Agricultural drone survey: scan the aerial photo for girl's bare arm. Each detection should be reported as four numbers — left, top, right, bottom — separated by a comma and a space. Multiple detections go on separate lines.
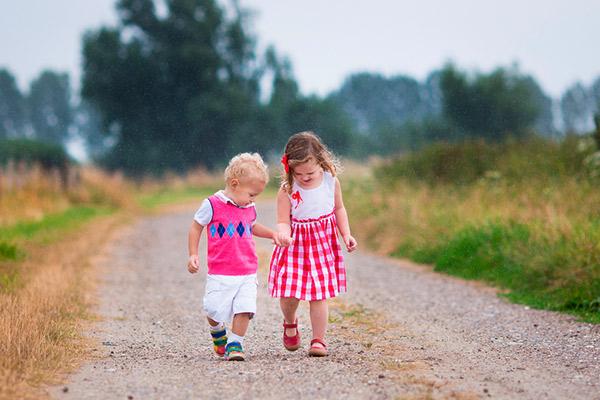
334, 178, 357, 252
276, 187, 292, 236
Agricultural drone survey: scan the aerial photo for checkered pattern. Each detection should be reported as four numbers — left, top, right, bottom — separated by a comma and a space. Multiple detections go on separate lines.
269, 212, 346, 301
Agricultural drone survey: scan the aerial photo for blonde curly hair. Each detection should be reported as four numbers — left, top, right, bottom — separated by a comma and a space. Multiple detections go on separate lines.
224, 152, 269, 185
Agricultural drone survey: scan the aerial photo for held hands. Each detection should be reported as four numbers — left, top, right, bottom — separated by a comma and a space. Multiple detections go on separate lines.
187, 254, 200, 274
272, 231, 292, 247
343, 234, 358, 252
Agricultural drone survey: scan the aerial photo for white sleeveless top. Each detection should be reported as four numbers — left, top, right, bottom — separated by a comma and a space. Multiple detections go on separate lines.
289, 171, 335, 220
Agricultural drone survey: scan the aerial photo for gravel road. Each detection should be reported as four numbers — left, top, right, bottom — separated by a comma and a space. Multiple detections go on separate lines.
49, 202, 600, 400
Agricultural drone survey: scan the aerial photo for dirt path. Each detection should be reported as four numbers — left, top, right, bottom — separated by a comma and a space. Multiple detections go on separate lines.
49, 202, 600, 400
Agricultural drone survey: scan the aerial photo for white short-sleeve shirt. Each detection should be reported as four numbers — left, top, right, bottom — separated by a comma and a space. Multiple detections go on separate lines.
193, 190, 255, 226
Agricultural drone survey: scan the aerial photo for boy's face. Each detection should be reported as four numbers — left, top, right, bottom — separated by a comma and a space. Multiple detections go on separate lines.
229, 176, 266, 206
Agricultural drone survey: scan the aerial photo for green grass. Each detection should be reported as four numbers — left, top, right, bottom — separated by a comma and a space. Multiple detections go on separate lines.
0, 241, 21, 261
0, 206, 113, 243
347, 135, 600, 323
137, 186, 219, 210
394, 221, 600, 323
0, 206, 112, 293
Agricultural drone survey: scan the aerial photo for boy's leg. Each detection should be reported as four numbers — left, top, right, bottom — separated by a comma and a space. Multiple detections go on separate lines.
309, 300, 328, 348
226, 312, 251, 361
230, 312, 252, 337
280, 297, 300, 336
230, 274, 257, 339
207, 317, 227, 356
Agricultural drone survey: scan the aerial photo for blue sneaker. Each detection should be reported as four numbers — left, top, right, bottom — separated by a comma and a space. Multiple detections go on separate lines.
225, 341, 245, 361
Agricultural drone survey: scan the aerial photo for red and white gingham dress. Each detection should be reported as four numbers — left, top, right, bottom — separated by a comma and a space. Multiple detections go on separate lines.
268, 171, 347, 301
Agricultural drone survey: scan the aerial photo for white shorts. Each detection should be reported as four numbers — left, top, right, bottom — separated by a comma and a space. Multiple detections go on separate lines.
203, 273, 257, 323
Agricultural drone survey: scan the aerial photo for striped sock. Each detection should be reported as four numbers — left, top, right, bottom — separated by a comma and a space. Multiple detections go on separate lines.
227, 332, 244, 346
209, 322, 227, 356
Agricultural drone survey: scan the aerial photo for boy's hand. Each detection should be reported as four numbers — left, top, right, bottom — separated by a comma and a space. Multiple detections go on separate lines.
187, 255, 200, 273
343, 234, 357, 252
273, 231, 292, 247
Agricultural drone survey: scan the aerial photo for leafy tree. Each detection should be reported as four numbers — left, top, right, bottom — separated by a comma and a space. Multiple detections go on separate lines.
330, 72, 435, 134
73, 101, 112, 162
0, 138, 69, 170
560, 82, 595, 133
0, 68, 27, 139
591, 77, 600, 109
368, 117, 459, 157
439, 64, 540, 141
264, 48, 355, 156
594, 114, 600, 150
82, 0, 263, 175
522, 76, 555, 136
590, 77, 600, 140
423, 70, 443, 116
28, 70, 72, 145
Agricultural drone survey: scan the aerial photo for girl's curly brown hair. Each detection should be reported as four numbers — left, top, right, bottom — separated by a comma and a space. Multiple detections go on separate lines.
281, 131, 341, 193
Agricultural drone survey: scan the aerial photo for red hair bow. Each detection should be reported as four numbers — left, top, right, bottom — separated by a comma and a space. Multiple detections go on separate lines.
281, 154, 289, 173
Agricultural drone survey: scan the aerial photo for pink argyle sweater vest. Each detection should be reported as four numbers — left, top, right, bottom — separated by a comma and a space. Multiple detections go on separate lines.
206, 195, 257, 275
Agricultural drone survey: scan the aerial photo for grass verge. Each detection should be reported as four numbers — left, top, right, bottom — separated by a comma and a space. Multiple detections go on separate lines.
344, 137, 600, 324
137, 186, 219, 210
0, 212, 126, 399
1, 166, 274, 398
395, 220, 600, 323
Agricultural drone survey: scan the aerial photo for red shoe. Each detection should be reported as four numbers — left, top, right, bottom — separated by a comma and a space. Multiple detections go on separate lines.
308, 338, 328, 357
283, 319, 301, 351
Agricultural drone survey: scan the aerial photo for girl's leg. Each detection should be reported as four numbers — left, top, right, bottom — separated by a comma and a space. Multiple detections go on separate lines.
231, 313, 252, 336
309, 300, 328, 347
207, 317, 220, 327
280, 297, 300, 336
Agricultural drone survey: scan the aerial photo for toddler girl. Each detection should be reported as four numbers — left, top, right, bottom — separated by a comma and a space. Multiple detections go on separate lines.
188, 153, 284, 361
269, 131, 357, 357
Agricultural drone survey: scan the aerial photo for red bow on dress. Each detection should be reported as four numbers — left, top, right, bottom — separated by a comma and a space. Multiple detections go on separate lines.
291, 190, 303, 209
281, 154, 289, 173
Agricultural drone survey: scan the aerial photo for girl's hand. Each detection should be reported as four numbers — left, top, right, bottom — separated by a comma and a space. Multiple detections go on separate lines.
271, 231, 281, 246
343, 235, 357, 252
187, 255, 200, 273
275, 231, 292, 247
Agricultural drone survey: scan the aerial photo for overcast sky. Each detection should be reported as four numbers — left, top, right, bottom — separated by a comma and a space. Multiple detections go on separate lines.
1, 0, 599, 98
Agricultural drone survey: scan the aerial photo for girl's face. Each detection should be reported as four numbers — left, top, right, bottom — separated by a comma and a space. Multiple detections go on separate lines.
293, 158, 323, 189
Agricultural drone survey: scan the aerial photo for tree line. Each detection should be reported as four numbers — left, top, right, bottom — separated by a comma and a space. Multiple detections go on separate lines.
1, 0, 599, 176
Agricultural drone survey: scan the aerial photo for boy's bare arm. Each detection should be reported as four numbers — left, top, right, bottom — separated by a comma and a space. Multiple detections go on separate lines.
252, 223, 289, 247
187, 221, 204, 273
251, 222, 275, 239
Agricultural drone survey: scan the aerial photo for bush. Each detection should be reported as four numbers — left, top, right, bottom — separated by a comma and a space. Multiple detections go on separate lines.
0, 241, 20, 261
375, 135, 591, 185
0, 138, 70, 170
